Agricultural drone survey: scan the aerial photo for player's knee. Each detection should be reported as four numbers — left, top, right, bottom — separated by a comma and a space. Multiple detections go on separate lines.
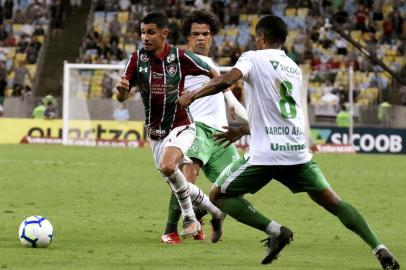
209, 186, 223, 207
159, 162, 177, 177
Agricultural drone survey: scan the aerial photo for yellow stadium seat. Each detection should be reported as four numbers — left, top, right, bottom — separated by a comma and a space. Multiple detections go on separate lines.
239, 14, 248, 23
15, 53, 26, 62
297, 8, 308, 17
350, 30, 362, 40
26, 64, 37, 77
118, 12, 129, 23
226, 27, 238, 37
5, 88, 13, 97
285, 8, 296, 17
6, 47, 16, 58
12, 24, 23, 33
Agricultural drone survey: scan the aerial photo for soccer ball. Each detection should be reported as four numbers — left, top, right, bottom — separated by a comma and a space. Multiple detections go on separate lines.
18, 216, 54, 248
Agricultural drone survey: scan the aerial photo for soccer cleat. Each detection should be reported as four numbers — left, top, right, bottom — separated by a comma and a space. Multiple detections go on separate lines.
180, 216, 201, 238
375, 248, 400, 270
193, 220, 206, 241
210, 212, 226, 243
161, 232, 182, 244
261, 226, 293, 265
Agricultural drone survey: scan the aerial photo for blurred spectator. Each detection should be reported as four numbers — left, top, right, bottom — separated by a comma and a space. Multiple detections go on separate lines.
0, 24, 8, 44
4, 0, 14, 20
27, 0, 46, 23
70, 0, 82, 13
335, 36, 347, 55
382, 14, 395, 44
12, 61, 32, 96
102, 73, 114, 98
0, 103, 3, 117
50, 0, 64, 38
108, 14, 121, 45
354, 3, 369, 31
32, 102, 46, 118
44, 100, 58, 119
33, 24, 46, 36
378, 100, 392, 127
0, 61, 7, 104
336, 109, 351, 127
113, 102, 129, 121
26, 36, 42, 64
399, 85, 406, 106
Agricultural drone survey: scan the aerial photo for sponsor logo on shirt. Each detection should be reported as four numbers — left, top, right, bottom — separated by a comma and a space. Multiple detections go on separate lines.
152, 72, 163, 79
270, 60, 300, 76
270, 142, 307, 151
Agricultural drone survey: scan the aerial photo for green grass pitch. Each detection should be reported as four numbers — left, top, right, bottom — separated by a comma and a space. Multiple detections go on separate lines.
0, 144, 405, 269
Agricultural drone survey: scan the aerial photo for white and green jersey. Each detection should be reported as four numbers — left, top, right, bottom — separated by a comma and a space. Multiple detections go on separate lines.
184, 55, 227, 131
234, 49, 312, 165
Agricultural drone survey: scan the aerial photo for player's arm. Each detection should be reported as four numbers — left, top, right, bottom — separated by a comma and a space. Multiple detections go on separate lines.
223, 89, 248, 122
115, 52, 138, 102
213, 123, 250, 147
115, 76, 130, 102
179, 68, 243, 108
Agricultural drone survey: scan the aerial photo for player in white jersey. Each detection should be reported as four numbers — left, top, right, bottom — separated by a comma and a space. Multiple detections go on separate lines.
161, 9, 248, 244
179, 15, 399, 269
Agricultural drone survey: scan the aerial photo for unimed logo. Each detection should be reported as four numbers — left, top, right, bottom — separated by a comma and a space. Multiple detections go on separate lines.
331, 133, 403, 153
27, 124, 142, 140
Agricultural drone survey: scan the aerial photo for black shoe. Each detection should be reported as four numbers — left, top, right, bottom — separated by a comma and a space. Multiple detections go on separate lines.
261, 226, 293, 265
376, 248, 400, 270
210, 212, 226, 243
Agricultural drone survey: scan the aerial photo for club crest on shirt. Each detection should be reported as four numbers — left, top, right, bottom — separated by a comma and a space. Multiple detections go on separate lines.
166, 54, 175, 63
166, 64, 177, 76
140, 54, 149, 62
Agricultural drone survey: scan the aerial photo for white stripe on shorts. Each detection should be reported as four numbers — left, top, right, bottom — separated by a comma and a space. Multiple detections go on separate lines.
220, 163, 249, 193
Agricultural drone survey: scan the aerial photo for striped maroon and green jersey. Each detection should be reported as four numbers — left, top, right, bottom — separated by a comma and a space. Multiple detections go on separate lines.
124, 43, 211, 140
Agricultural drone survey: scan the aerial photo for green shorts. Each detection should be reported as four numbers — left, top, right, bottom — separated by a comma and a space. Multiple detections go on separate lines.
186, 122, 240, 182
215, 156, 330, 195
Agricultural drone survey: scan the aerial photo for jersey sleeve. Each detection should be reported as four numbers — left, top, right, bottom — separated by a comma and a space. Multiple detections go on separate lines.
180, 50, 211, 76
123, 52, 138, 89
233, 51, 253, 79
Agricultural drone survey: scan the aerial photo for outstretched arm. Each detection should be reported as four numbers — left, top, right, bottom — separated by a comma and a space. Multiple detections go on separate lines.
179, 68, 243, 108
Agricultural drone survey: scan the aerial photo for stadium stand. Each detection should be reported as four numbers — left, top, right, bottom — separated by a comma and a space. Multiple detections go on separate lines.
1, 0, 405, 128
0, 0, 49, 101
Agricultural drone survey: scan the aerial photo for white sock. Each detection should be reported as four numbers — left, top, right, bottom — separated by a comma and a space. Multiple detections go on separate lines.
265, 221, 281, 236
166, 169, 195, 218
373, 244, 387, 255
187, 182, 222, 218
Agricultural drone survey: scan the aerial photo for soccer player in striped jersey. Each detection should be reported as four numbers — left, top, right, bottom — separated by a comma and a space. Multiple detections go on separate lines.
115, 12, 224, 239
179, 15, 400, 269
161, 9, 248, 244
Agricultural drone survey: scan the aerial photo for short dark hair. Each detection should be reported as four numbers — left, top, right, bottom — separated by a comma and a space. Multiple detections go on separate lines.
141, 12, 170, 29
182, 9, 219, 38
255, 15, 287, 45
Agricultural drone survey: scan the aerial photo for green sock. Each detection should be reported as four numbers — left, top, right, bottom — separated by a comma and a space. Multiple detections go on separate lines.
221, 196, 271, 231
335, 200, 381, 249
165, 193, 182, 234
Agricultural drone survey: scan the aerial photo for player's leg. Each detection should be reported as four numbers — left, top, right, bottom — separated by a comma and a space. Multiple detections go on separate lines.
158, 125, 200, 238
277, 159, 399, 270
160, 146, 201, 237
210, 156, 293, 264
308, 188, 399, 270
202, 141, 240, 242
182, 160, 207, 240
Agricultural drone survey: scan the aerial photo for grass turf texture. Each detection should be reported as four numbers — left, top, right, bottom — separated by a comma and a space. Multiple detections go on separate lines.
0, 144, 405, 270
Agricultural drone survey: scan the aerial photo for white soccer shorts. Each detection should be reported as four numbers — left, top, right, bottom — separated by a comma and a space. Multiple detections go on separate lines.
149, 123, 195, 169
